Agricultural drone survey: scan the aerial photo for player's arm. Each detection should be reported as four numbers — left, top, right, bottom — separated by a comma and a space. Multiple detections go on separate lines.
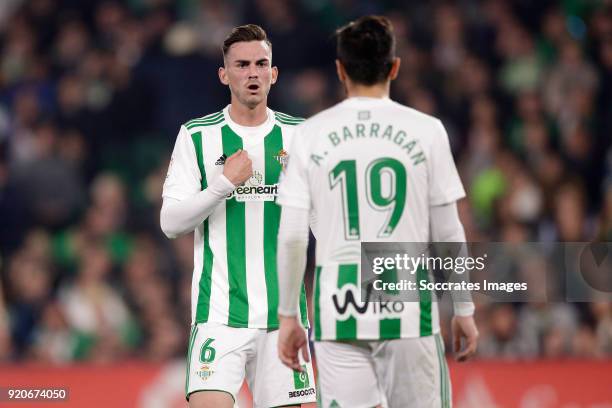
275, 126, 311, 370
160, 178, 232, 239
428, 119, 477, 361
430, 203, 474, 316
276, 127, 311, 317
160, 126, 252, 239
430, 202, 479, 361
276, 205, 310, 370
277, 205, 310, 318
160, 150, 251, 238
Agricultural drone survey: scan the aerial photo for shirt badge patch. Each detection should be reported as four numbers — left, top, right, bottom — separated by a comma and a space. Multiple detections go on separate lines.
196, 364, 214, 381
275, 149, 289, 169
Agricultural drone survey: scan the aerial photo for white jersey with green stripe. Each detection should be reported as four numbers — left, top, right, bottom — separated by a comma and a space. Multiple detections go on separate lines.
163, 105, 309, 329
277, 97, 465, 340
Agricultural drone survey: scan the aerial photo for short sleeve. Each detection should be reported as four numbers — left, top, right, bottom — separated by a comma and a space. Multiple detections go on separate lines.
276, 125, 311, 210
428, 120, 466, 206
162, 125, 201, 201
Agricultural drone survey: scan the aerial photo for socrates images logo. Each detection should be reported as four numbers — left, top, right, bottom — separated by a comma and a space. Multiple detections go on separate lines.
196, 364, 214, 381
293, 365, 309, 389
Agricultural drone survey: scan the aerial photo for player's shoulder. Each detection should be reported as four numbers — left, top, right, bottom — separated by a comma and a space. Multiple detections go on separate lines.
181, 109, 227, 132
273, 110, 305, 126
296, 103, 345, 129
386, 100, 442, 128
382, 101, 446, 144
297, 98, 441, 127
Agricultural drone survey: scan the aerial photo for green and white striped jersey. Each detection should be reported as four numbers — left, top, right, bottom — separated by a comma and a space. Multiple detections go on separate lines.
163, 105, 308, 329
277, 97, 465, 340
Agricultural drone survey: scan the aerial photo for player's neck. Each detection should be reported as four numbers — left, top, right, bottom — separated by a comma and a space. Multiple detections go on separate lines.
345, 81, 390, 99
228, 100, 268, 127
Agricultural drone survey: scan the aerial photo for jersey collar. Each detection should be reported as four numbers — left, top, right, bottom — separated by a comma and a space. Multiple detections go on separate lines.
223, 105, 276, 147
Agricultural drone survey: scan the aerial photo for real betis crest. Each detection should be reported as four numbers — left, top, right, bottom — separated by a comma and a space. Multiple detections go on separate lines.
275, 149, 289, 169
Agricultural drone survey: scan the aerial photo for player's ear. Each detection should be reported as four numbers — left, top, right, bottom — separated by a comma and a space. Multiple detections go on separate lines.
335, 59, 346, 83
219, 66, 229, 85
389, 57, 401, 81
271, 66, 278, 85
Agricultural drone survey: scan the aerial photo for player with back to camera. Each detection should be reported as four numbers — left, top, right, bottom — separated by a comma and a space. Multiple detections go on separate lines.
275, 15, 479, 408
160, 24, 315, 408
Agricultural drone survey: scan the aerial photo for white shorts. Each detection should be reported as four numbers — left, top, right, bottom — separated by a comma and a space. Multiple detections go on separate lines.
314, 334, 451, 408
186, 322, 316, 407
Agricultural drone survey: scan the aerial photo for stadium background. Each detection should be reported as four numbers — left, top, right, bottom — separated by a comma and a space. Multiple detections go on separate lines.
0, 0, 611, 407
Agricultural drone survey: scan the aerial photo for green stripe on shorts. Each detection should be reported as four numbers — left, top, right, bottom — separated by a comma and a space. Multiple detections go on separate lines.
185, 325, 199, 396
435, 334, 450, 407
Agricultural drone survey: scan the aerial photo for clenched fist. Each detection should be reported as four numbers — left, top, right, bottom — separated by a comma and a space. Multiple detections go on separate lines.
223, 149, 253, 186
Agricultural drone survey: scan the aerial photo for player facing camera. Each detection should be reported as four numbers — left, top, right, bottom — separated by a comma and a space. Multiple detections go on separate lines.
161, 24, 314, 408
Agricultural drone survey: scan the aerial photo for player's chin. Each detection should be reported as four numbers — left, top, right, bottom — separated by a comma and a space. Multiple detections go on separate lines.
242, 93, 265, 108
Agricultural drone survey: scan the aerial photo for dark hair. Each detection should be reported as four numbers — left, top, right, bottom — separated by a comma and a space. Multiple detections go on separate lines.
335, 15, 395, 85
222, 24, 271, 56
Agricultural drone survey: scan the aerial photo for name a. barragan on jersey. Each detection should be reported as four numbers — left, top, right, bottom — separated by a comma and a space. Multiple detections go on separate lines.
309, 121, 427, 168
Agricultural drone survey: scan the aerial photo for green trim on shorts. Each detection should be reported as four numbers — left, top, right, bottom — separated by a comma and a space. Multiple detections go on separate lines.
186, 389, 236, 403
185, 326, 199, 397
435, 334, 451, 407
443, 340, 452, 407
434, 334, 445, 407
316, 374, 322, 407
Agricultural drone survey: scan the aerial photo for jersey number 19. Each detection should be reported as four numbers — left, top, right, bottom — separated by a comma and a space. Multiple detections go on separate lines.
329, 158, 407, 240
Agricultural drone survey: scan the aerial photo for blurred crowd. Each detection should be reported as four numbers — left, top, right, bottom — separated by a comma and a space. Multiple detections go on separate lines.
1, 0, 612, 364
